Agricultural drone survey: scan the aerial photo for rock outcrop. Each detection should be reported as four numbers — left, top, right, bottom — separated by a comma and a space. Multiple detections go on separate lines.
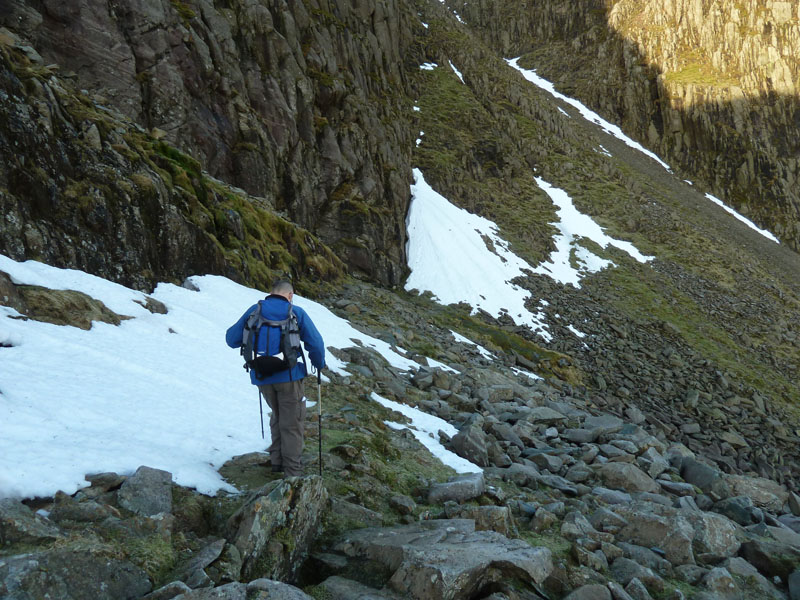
0, 0, 421, 285
462, 0, 800, 252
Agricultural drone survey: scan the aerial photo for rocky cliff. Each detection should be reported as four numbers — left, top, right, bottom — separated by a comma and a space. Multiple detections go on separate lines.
461, 0, 800, 252
1, 0, 421, 285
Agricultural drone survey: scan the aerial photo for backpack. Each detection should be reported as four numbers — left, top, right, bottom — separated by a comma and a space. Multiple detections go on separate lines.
241, 299, 303, 379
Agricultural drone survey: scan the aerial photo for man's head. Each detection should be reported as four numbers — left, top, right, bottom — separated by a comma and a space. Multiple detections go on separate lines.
272, 279, 294, 300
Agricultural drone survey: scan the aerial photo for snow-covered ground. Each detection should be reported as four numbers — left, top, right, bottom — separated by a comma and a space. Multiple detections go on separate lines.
404, 169, 652, 338
0, 255, 473, 500
405, 168, 551, 340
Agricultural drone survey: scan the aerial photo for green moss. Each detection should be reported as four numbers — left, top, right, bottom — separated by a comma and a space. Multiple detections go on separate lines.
170, 0, 196, 21
519, 531, 571, 560
304, 585, 333, 600
125, 535, 176, 585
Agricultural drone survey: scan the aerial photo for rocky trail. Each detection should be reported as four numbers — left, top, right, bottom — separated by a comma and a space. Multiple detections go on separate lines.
3, 278, 800, 600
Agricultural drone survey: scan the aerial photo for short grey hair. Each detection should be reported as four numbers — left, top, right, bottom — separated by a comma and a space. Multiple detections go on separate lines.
271, 279, 294, 295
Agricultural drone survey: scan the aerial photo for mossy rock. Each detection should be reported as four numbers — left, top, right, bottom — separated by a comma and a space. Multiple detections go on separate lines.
16, 286, 129, 330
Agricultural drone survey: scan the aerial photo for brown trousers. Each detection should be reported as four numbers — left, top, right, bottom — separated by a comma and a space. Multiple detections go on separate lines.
259, 379, 305, 477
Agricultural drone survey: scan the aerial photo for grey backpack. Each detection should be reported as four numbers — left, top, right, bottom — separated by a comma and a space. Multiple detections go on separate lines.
241, 300, 302, 378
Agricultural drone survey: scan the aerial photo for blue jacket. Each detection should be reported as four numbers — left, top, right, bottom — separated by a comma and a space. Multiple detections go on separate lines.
226, 295, 326, 385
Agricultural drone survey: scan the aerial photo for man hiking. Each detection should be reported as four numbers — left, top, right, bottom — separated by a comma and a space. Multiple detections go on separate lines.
226, 279, 326, 477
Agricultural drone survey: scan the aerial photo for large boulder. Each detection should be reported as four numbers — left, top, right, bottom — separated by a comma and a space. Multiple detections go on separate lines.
614, 503, 695, 565
428, 473, 485, 504
597, 463, 661, 494
680, 458, 730, 500
739, 539, 800, 579
316, 576, 403, 599
682, 511, 741, 563
450, 424, 490, 467
0, 549, 151, 599
118, 466, 173, 516
334, 519, 553, 599
226, 476, 328, 582
726, 474, 789, 512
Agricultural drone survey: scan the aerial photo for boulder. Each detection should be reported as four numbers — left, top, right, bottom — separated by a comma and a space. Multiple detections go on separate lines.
457, 505, 515, 536
334, 519, 553, 599
528, 406, 569, 425
739, 538, 800, 579
560, 511, 597, 541
428, 472, 485, 504
49, 497, 112, 524
636, 448, 669, 479
615, 503, 695, 565
680, 459, 730, 500
597, 463, 661, 494
171, 537, 226, 588
590, 507, 629, 533
584, 415, 625, 437
142, 581, 193, 600
0, 549, 151, 599
118, 466, 173, 516
564, 584, 612, 600
726, 474, 789, 512
722, 557, 784, 600
226, 476, 328, 582
535, 474, 579, 496
790, 571, 800, 600
389, 495, 416, 516
624, 577, 653, 599
316, 575, 402, 599
700, 567, 737, 597
330, 499, 384, 527
712, 496, 763, 526
592, 486, 633, 504
0, 498, 62, 545
495, 463, 540, 488
611, 557, 665, 590
682, 511, 741, 563
450, 424, 489, 467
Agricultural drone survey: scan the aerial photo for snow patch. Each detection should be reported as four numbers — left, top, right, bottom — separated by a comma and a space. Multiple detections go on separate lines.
507, 58, 672, 172
371, 392, 481, 474
405, 169, 552, 341
0, 254, 449, 499
704, 193, 780, 243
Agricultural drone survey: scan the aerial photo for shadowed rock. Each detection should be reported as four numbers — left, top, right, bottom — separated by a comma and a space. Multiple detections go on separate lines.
0, 498, 62, 545
333, 519, 553, 599
0, 549, 151, 599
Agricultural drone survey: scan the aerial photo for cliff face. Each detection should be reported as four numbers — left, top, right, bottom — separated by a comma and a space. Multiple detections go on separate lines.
1, 0, 419, 285
461, 0, 800, 251
0, 29, 344, 292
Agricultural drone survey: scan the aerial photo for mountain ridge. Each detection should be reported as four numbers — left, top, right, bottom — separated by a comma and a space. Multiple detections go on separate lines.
2, 0, 800, 597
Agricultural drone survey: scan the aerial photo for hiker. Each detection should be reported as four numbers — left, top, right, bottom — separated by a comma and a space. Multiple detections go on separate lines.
226, 279, 326, 477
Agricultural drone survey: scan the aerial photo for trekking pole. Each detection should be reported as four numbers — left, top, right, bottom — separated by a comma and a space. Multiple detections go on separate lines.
258, 389, 265, 440
317, 371, 323, 476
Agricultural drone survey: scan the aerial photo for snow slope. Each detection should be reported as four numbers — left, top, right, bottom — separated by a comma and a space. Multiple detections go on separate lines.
0, 255, 469, 500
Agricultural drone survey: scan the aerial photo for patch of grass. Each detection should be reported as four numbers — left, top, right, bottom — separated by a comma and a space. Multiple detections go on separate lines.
170, 0, 196, 21
125, 535, 176, 585
519, 530, 572, 560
